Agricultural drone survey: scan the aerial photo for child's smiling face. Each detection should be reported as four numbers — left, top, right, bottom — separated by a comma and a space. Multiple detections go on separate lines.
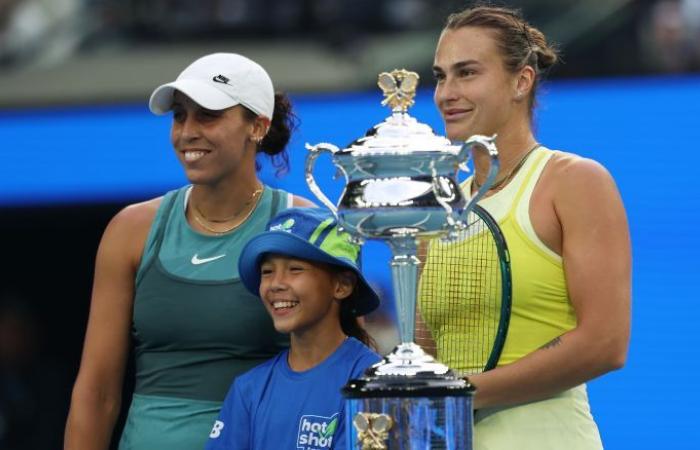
258, 255, 355, 336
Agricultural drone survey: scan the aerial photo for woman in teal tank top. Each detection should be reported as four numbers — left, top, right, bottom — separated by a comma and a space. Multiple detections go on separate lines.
431, 6, 632, 449
64, 53, 314, 450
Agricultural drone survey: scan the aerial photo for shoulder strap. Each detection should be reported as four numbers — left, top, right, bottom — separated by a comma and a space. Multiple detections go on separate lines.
134, 189, 180, 287
268, 188, 283, 221
152, 189, 180, 254
510, 148, 551, 212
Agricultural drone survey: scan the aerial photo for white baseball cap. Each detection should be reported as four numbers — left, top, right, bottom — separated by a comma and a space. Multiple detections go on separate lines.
149, 53, 274, 118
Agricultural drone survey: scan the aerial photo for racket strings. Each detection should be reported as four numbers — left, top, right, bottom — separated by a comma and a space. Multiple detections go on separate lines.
416, 210, 503, 375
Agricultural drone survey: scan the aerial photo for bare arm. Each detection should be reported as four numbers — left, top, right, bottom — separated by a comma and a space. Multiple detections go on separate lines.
415, 309, 437, 357
469, 156, 631, 409
64, 199, 159, 450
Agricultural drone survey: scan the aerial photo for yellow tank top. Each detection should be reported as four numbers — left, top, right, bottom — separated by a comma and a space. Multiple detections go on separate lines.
468, 146, 576, 365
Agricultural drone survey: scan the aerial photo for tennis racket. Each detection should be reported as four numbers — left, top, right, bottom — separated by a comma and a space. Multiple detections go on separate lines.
416, 204, 512, 375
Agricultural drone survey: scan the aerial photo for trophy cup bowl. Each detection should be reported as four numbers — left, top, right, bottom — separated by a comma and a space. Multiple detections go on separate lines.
305, 70, 500, 449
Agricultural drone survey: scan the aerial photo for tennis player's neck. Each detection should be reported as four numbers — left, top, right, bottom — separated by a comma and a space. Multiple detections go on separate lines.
191, 178, 263, 217
472, 129, 536, 187
288, 328, 348, 372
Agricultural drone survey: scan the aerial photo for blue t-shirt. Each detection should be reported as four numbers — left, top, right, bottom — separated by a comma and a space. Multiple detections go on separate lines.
205, 337, 381, 450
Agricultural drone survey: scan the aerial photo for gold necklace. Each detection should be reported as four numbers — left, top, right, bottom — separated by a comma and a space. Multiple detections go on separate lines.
191, 186, 264, 235
194, 187, 263, 223
473, 143, 540, 192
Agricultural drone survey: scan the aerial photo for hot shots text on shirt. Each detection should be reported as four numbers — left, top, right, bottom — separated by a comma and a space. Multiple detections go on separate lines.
296, 414, 339, 450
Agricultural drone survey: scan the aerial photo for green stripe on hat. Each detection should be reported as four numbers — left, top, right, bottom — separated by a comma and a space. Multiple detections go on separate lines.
309, 217, 335, 245
318, 227, 359, 263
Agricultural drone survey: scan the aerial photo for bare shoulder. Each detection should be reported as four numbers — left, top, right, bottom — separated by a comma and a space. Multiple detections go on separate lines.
545, 150, 626, 223
291, 194, 317, 207
105, 197, 163, 237
547, 150, 614, 184
100, 197, 163, 264
109, 197, 162, 230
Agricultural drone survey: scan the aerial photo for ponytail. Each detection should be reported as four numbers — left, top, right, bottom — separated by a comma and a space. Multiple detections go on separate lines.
340, 298, 377, 351
243, 92, 298, 175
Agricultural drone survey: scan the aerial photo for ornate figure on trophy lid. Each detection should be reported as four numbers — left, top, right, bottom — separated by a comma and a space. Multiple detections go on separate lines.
377, 69, 419, 113
305, 70, 502, 449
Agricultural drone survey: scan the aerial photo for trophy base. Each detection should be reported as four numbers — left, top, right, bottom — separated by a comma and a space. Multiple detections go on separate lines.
342, 344, 474, 449
345, 395, 473, 450
375, 342, 448, 376
343, 342, 473, 398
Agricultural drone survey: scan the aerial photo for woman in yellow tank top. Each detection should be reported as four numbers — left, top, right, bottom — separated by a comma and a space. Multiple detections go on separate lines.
430, 6, 631, 449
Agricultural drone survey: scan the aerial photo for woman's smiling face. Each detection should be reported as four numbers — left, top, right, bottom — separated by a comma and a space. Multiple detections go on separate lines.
170, 92, 257, 186
433, 26, 523, 141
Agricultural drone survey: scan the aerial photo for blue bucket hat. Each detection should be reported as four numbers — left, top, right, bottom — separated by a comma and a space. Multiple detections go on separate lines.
238, 207, 380, 316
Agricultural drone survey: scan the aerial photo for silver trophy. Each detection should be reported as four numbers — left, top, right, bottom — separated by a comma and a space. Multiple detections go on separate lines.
305, 69, 499, 449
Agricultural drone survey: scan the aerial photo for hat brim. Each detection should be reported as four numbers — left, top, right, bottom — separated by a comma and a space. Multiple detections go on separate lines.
239, 231, 380, 316
149, 79, 240, 115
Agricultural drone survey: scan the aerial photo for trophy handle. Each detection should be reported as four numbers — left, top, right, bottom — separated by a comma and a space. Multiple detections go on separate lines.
430, 165, 460, 230
305, 142, 341, 215
459, 134, 499, 215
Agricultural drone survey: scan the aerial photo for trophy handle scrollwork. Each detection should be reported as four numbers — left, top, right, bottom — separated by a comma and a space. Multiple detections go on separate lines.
430, 165, 462, 232
305, 142, 341, 216
457, 134, 500, 213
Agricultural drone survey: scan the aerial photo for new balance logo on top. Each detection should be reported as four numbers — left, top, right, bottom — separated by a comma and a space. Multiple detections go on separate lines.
213, 74, 230, 84
209, 420, 224, 438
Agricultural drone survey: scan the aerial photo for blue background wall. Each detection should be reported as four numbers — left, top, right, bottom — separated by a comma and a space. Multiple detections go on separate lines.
2, 75, 699, 448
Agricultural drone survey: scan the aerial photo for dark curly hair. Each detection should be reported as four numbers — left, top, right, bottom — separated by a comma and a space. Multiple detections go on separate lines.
242, 92, 298, 176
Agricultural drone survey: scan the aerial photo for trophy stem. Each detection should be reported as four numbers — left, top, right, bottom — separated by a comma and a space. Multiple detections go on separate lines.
388, 236, 419, 345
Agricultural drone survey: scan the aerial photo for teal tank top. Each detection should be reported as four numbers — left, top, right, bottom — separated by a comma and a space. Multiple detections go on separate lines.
119, 185, 290, 450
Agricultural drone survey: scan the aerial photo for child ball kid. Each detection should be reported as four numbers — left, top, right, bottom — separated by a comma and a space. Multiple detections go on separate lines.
206, 208, 382, 450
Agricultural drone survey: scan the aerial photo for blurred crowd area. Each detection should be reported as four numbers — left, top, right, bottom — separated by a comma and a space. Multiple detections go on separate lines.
0, 293, 71, 450
1, 0, 700, 78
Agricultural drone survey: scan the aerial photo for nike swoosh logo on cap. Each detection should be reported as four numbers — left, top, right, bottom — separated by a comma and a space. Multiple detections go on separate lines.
191, 253, 226, 265
212, 74, 230, 84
